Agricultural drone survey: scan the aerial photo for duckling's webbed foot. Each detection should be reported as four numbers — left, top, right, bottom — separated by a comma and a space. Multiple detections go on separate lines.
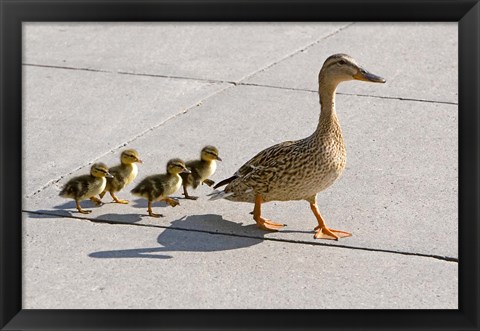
76, 200, 92, 214
89, 196, 103, 206
182, 185, 198, 200
253, 195, 285, 232
147, 201, 164, 218
203, 179, 215, 187
164, 197, 180, 207
309, 199, 351, 240
110, 192, 129, 204
183, 194, 198, 200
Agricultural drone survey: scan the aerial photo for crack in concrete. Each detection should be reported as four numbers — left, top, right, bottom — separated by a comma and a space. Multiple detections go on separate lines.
24, 210, 458, 263
236, 23, 356, 83
24, 82, 233, 198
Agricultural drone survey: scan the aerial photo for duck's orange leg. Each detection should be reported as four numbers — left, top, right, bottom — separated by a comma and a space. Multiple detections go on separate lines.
253, 195, 285, 231
309, 197, 351, 240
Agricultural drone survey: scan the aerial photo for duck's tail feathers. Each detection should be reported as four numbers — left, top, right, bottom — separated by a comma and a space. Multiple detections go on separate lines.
213, 175, 238, 189
207, 189, 234, 201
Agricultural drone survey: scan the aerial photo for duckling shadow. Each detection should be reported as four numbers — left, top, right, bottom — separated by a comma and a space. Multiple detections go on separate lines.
89, 214, 266, 260
95, 213, 143, 224
131, 198, 173, 209
27, 209, 74, 218
53, 200, 103, 211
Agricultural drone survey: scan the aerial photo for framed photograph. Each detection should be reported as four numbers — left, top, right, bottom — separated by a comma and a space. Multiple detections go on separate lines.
1, 1, 478, 330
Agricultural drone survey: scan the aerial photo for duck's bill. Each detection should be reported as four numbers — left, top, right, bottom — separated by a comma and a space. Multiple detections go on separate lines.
353, 69, 386, 83
182, 168, 192, 174
106, 173, 114, 178
136, 159, 143, 164
216, 156, 223, 162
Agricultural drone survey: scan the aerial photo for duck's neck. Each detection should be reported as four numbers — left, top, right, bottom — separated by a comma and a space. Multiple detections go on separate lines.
315, 80, 342, 138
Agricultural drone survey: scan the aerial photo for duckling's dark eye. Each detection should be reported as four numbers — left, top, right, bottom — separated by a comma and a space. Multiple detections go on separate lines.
338, 60, 347, 65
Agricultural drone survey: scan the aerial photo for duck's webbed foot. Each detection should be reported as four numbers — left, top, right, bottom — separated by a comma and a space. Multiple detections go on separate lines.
314, 225, 352, 240
255, 217, 285, 231
309, 197, 352, 240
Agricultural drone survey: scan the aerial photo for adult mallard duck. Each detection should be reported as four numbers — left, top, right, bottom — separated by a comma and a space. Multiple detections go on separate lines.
180, 145, 222, 200
131, 158, 191, 218
59, 162, 114, 214
210, 54, 385, 240
99, 149, 143, 204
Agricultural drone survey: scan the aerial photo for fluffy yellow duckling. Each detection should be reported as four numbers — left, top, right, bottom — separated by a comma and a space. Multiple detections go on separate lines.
131, 158, 191, 217
59, 162, 113, 214
99, 149, 143, 204
180, 145, 222, 200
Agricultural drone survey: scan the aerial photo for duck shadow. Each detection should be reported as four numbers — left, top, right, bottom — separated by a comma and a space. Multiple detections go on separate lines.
89, 214, 266, 260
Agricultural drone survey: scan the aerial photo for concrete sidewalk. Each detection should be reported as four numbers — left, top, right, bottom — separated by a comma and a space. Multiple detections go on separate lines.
23, 22, 458, 309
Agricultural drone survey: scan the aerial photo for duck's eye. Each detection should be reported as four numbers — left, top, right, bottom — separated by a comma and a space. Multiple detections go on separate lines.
338, 60, 347, 65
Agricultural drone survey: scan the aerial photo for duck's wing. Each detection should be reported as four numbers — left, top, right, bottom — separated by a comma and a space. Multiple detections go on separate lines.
213, 140, 297, 190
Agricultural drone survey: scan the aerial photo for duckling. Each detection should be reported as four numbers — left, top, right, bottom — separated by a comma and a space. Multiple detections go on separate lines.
59, 162, 113, 214
180, 145, 222, 200
210, 54, 385, 240
99, 149, 143, 204
131, 158, 191, 217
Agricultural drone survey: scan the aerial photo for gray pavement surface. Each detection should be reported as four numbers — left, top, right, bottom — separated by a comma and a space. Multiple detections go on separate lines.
23, 22, 458, 309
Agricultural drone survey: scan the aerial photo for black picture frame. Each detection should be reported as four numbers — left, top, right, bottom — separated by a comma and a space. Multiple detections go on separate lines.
1, 1, 478, 330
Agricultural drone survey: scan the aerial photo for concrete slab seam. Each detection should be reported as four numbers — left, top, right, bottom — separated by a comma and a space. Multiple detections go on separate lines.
23, 63, 457, 105
24, 210, 458, 263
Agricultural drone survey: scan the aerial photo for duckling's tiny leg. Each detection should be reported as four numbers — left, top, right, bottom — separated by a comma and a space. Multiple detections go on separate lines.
76, 200, 91, 214
253, 195, 285, 231
148, 200, 163, 218
203, 179, 215, 187
164, 197, 180, 207
89, 196, 103, 206
110, 191, 129, 204
308, 197, 351, 240
99, 190, 107, 199
182, 184, 198, 200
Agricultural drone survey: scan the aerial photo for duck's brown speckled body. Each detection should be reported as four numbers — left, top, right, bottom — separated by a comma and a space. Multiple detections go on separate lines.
212, 54, 385, 240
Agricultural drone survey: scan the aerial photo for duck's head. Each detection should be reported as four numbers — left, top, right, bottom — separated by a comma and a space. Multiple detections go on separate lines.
167, 158, 191, 175
120, 149, 143, 164
90, 162, 114, 178
319, 53, 386, 86
200, 145, 222, 162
